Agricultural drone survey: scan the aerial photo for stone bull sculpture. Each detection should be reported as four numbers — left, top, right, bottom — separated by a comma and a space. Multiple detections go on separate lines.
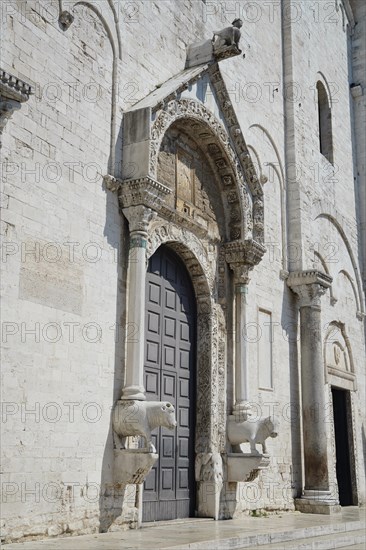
228, 416, 279, 455
113, 400, 177, 453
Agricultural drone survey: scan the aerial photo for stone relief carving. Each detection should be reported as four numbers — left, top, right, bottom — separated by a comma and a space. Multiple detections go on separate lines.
146, 222, 216, 289
114, 449, 158, 485
113, 400, 177, 453
149, 99, 250, 241
217, 305, 227, 451
196, 304, 214, 453
195, 452, 223, 483
58, 10, 74, 31
228, 416, 279, 455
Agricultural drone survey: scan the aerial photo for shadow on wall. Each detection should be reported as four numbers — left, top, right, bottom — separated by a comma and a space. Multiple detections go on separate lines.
97, 124, 130, 530
281, 283, 303, 499
362, 424, 366, 492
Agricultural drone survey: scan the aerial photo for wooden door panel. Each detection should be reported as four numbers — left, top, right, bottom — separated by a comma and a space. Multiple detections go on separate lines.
143, 246, 196, 522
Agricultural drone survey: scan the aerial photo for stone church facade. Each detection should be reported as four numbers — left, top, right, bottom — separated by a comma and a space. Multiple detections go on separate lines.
1, 0, 365, 543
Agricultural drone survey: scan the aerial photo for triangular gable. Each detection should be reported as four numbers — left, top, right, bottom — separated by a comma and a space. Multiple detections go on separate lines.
125, 62, 261, 199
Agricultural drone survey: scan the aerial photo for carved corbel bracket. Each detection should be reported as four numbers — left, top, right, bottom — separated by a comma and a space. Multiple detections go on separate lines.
226, 453, 270, 482
114, 449, 158, 485
287, 270, 332, 308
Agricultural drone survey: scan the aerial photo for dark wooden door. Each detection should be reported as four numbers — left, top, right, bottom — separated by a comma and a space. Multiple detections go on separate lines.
332, 388, 353, 506
143, 246, 196, 522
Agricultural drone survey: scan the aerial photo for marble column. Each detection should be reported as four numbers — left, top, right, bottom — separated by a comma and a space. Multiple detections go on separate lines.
288, 271, 340, 514
120, 205, 156, 401
225, 240, 265, 421
232, 268, 252, 419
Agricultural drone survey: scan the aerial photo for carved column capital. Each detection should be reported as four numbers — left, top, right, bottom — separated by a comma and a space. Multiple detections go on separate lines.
224, 239, 265, 284
287, 270, 332, 308
122, 205, 157, 235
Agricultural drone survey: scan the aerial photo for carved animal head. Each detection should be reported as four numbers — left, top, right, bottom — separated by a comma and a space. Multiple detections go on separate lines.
160, 402, 177, 428
232, 18, 243, 29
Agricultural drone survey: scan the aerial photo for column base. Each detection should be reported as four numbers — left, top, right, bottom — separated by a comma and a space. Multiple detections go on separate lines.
121, 385, 146, 401
295, 490, 341, 515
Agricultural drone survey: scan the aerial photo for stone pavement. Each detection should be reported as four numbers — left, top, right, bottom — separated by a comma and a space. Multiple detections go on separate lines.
3, 507, 365, 549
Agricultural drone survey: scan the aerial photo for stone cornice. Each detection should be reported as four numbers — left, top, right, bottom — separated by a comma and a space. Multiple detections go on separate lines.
287, 270, 332, 289
0, 70, 33, 103
0, 69, 33, 148
103, 175, 171, 212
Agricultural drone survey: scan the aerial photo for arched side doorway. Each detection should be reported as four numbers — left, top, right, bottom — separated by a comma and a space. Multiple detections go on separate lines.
143, 245, 197, 522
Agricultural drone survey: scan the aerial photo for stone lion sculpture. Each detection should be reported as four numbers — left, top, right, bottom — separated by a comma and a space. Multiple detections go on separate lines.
228, 415, 279, 455
212, 19, 243, 49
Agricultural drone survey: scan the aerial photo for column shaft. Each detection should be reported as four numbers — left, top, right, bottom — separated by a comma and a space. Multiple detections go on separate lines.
121, 233, 147, 400
235, 283, 249, 406
300, 304, 329, 490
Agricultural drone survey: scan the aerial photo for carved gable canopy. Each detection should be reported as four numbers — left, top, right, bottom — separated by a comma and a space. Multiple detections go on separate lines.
116, 63, 264, 247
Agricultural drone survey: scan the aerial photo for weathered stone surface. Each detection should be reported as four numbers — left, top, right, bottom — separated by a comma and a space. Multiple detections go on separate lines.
1, 0, 365, 543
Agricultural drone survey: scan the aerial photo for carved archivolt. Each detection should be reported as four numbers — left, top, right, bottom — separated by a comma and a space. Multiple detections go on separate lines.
146, 223, 228, 455
149, 98, 262, 242
146, 222, 216, 292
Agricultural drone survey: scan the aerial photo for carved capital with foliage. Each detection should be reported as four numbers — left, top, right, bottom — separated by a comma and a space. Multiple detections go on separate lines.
224, 239, 266, 283
287, 270, 332, 308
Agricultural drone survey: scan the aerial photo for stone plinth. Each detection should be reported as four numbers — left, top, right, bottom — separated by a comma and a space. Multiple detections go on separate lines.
113, 449, 158, 485
295, 490, 341, 515
227, 453, 270, 482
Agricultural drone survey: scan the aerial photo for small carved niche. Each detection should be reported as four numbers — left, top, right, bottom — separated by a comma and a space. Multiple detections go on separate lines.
324, 322, 353, 374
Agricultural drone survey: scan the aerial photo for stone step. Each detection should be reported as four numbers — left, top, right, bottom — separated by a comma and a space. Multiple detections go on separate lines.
252, 528, 366, 550
166, 521, 366, 550
336, 545, 366, 550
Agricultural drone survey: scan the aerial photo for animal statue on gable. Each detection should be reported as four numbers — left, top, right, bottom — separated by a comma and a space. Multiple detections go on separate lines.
212, 18, 243, 50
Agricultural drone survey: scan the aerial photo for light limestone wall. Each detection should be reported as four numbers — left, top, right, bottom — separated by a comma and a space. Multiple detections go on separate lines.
350, 0, 366, 291
1, 0, 365, 542
285, 0, 366, 504
1, 0, 125, 541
